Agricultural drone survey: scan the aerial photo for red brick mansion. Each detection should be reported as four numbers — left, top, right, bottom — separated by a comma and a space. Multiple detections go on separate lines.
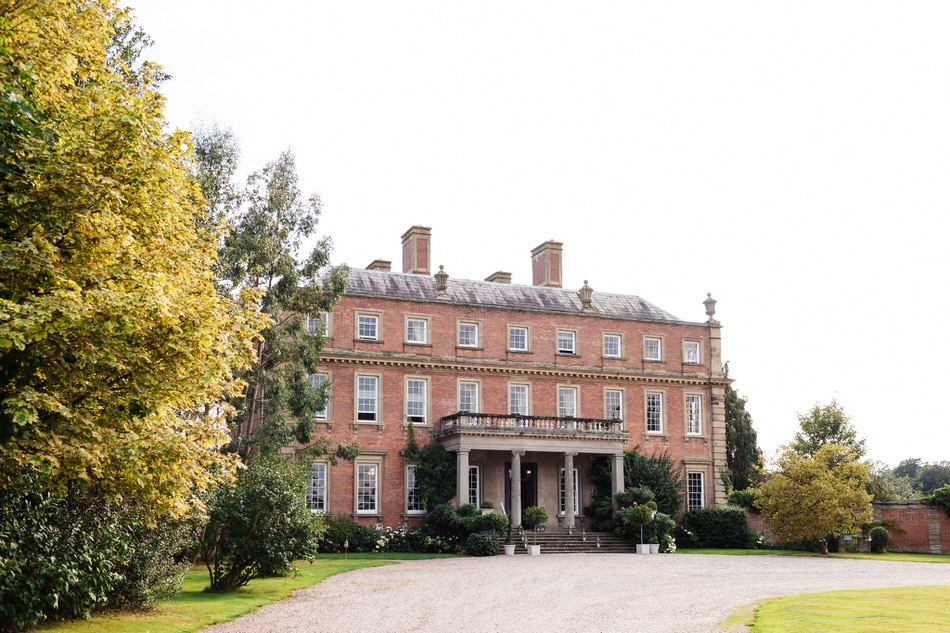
306, 226, 729, 530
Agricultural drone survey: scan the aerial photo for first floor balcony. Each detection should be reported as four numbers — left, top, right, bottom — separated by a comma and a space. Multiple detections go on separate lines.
435, 412, 627, 444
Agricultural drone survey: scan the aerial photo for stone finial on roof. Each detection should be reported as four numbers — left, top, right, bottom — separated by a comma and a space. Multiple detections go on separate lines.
579, 280, 595, 313
434, 265, 449, 299
704, 292, 719, 325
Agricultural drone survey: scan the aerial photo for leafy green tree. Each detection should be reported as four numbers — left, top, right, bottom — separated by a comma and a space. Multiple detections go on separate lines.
200, 456, 323, 592
0, 0, 263, 513
586, 449, 684, 530
194, 133, 349, 460
914, 461, 950, 496
414, 442, 457, 509
191, 120, 243, 238
865, 460, 917, 501
893, 457, 922, 480
889, 458, 950, 496
755, 444, 872, 554
926, 485, 950, 518
724, 381, 764, 490
790, 399, 866, 459
623, 449, 684, 516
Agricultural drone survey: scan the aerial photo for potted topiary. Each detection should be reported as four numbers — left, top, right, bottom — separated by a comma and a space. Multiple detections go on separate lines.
522, 505, 548, 555
648, 536, 659, 554
480, 500, 494, 516
622, 501, 658, 554
503, 515, 515, 556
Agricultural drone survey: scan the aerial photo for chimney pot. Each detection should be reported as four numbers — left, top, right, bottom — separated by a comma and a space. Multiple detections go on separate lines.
485, 271, 512, 284
366, 259, 392, 272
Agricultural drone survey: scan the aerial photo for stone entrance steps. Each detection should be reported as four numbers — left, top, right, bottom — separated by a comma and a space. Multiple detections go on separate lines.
497, 531, 637, 554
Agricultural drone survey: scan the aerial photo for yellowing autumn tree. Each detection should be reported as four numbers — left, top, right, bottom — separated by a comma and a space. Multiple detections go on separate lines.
755, 444, 872, 554
0, 0, 266, 514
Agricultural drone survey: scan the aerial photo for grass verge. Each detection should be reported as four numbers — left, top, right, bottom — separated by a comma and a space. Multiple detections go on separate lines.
36, 553, 455, 633
680, 549, 950, 563
746, 585, 950, 632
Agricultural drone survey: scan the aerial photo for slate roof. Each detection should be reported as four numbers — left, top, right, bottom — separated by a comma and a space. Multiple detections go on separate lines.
344, 267, 689, 324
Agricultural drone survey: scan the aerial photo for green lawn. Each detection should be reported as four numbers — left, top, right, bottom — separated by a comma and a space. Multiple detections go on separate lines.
35, 553, 454, 633
703, 550, 950, 631
746, 585, 950, 632
682, 548, 950, 563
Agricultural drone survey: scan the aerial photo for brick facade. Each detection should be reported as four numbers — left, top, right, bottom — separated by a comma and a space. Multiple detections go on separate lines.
305, 227, 730, 530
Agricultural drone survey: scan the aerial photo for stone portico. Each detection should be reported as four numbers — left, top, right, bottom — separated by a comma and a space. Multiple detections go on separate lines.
435, 413, 627, 529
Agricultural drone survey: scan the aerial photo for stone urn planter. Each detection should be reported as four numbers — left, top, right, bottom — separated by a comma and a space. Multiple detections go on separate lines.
504, 543, 516, 556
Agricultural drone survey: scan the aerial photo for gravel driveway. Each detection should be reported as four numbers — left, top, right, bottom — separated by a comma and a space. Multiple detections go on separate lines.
201, 554, 950, 633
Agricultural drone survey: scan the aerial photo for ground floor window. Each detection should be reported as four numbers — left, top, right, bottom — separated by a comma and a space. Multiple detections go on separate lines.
307, 462, 327, 512
559, 467, 579, 515
687, 471, 705, 510
357, 463, 378, 514
468, 465, 480, 506
406, 465, 423, 513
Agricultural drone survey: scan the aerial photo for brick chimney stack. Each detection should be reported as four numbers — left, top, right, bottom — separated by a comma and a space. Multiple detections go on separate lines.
531, 240, 563, 288
401, 226, 431, 275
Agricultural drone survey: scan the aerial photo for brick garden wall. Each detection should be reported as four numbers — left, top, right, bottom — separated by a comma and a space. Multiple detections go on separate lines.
874, 501, 950, 554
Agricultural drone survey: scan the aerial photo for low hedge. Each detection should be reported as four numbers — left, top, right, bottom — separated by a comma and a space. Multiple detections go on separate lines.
677, 506, 758, 549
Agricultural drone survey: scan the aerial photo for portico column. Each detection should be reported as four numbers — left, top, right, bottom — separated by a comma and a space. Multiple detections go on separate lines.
611, 452, 625, 511
456, 449, 470, 507
511, 450, 523, 528
564, 452, 576, 531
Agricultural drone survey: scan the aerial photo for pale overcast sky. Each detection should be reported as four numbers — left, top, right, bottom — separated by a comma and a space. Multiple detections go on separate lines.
130, 1, 949, 467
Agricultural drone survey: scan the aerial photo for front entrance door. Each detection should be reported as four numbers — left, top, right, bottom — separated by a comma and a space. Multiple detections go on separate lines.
505, 462, 537, 523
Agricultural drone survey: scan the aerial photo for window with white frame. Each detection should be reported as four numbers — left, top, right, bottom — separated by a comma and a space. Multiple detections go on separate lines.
684, 340, 700, 364
644, 336, 662, 361
458, 381, 479, 413
406, 465, 423, 513
308, 312, 329, 335
357, 375, 378, 421
559, 468, 580, 515
509, 384, 529, 416
557, 330, 576, 354
405, 317, 428, 344
685, 394, 702, 435
307, 462, 327, 512
356, 463, 378, 514
468, 466, 480, 506
508, 326, 528, 351
458, 322, 479, 348
406, 378, 427, 424
603, 334, 621, 358
605, 389, 623, 421
687, 471, 705, 510
357, 314, 379, 341
309, 373, 329, 419
646, 392, 664, 433
558, 386, 578, 418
